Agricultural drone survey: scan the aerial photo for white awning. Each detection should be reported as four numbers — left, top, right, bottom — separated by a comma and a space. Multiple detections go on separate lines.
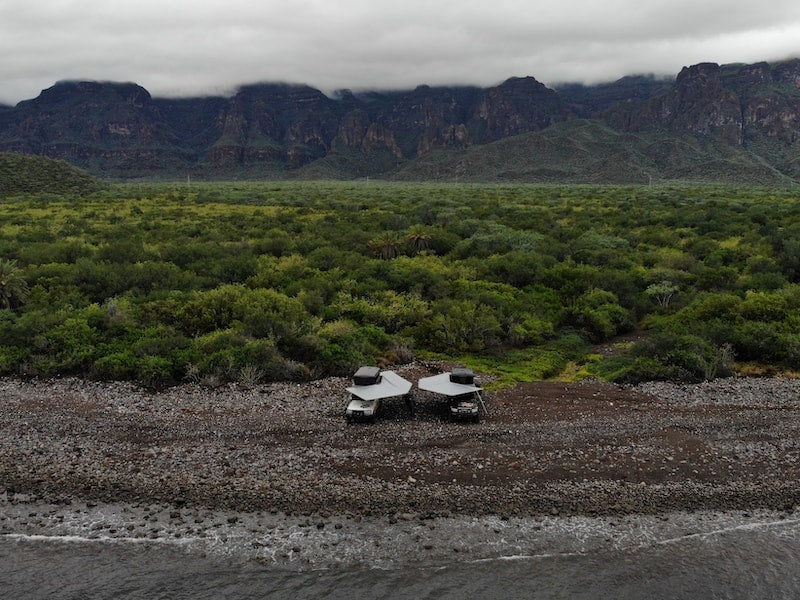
417, 372, 481, 397
346, 370, 412, 401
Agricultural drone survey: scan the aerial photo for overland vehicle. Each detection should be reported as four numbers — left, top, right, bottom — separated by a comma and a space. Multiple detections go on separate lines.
345, 366, 412, 423
418, 367, 486, 423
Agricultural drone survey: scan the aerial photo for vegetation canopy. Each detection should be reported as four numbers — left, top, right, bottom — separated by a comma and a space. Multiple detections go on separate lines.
2, 177, 800, 388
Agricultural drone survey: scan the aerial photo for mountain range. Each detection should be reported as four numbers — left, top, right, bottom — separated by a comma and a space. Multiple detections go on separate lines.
1, 58, 799, 184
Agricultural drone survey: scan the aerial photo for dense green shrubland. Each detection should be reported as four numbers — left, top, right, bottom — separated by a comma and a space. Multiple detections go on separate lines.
1, 181, 800, 388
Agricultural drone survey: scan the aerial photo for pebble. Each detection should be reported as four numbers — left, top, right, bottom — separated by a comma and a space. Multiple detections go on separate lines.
0, 374, 799, 518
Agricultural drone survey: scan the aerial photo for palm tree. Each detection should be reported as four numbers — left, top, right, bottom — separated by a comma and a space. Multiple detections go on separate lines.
406, 226, 432, 254
368, 232, 404, 260
0, 258, 29, 309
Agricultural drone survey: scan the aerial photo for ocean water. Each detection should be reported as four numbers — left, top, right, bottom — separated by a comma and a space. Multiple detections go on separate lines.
3, 509, 800, 599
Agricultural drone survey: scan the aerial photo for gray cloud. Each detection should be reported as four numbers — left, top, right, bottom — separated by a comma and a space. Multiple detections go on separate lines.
1, 0, 799, 104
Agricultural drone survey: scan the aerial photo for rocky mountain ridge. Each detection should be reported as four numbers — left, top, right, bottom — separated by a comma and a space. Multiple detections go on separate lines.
1, 58, 799, 183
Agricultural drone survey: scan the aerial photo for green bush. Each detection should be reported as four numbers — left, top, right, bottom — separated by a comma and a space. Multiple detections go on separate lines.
93, 351, 139, 380
137, 355, 174, 390
311, 321, 392, 375
410, 300, 502, 353
627, 332, 733, 382
564, 289, 633, 342
0, 346, 28, 374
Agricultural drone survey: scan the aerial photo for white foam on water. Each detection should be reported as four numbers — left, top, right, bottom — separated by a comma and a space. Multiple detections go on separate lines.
651, 517, 800, 547
2, 532, 194, 548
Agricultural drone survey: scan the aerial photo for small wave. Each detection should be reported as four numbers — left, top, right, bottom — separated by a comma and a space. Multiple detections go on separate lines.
652, 517, 800, 547
2, 532, 196, 548
473, 550, 586, 563
450, 514, 800, 568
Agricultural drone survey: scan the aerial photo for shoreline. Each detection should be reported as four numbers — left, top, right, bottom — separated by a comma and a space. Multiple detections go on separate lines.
3, 491, 799, 570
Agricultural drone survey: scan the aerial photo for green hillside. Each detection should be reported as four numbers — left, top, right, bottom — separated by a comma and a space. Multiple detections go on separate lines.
0, 152, 105, 196
390, 120, 797, 185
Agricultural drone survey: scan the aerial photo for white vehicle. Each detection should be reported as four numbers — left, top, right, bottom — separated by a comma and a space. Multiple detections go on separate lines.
418, 368, 486, 423
345, 367, 412, 423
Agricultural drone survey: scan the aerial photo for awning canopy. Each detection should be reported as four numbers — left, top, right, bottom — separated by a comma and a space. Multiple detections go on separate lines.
346, 370, 412, 401
417, 372, 481, 397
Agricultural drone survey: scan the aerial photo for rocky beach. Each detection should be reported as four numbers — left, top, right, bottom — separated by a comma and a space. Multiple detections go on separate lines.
3, 365, 800, 518
3, 366, 800, 571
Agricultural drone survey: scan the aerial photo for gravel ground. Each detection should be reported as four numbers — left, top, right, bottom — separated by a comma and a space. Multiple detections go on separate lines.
2, 364, 800, 519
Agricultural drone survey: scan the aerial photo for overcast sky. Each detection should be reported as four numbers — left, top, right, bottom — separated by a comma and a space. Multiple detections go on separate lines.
2, 0, 799, 105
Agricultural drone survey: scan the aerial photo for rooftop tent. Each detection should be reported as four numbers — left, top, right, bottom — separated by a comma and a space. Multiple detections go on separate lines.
449, 367, 475, 385
347, 370, 412, 401
352, 365, 381, 386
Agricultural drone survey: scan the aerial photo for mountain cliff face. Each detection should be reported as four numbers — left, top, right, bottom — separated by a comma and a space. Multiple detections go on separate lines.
1, 59, 799, 182
0, 81, 195, 176
734, 61, 800, 147
605, 61, 800, 146
205, 84, 342, 169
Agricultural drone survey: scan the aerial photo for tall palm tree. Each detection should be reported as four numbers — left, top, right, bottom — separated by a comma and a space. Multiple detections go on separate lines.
406, 226, 432, 254
0, 258, 29, 309
368, 232, 404, 260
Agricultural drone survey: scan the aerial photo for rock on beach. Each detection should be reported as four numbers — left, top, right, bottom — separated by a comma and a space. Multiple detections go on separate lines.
2, 370, 800, 518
